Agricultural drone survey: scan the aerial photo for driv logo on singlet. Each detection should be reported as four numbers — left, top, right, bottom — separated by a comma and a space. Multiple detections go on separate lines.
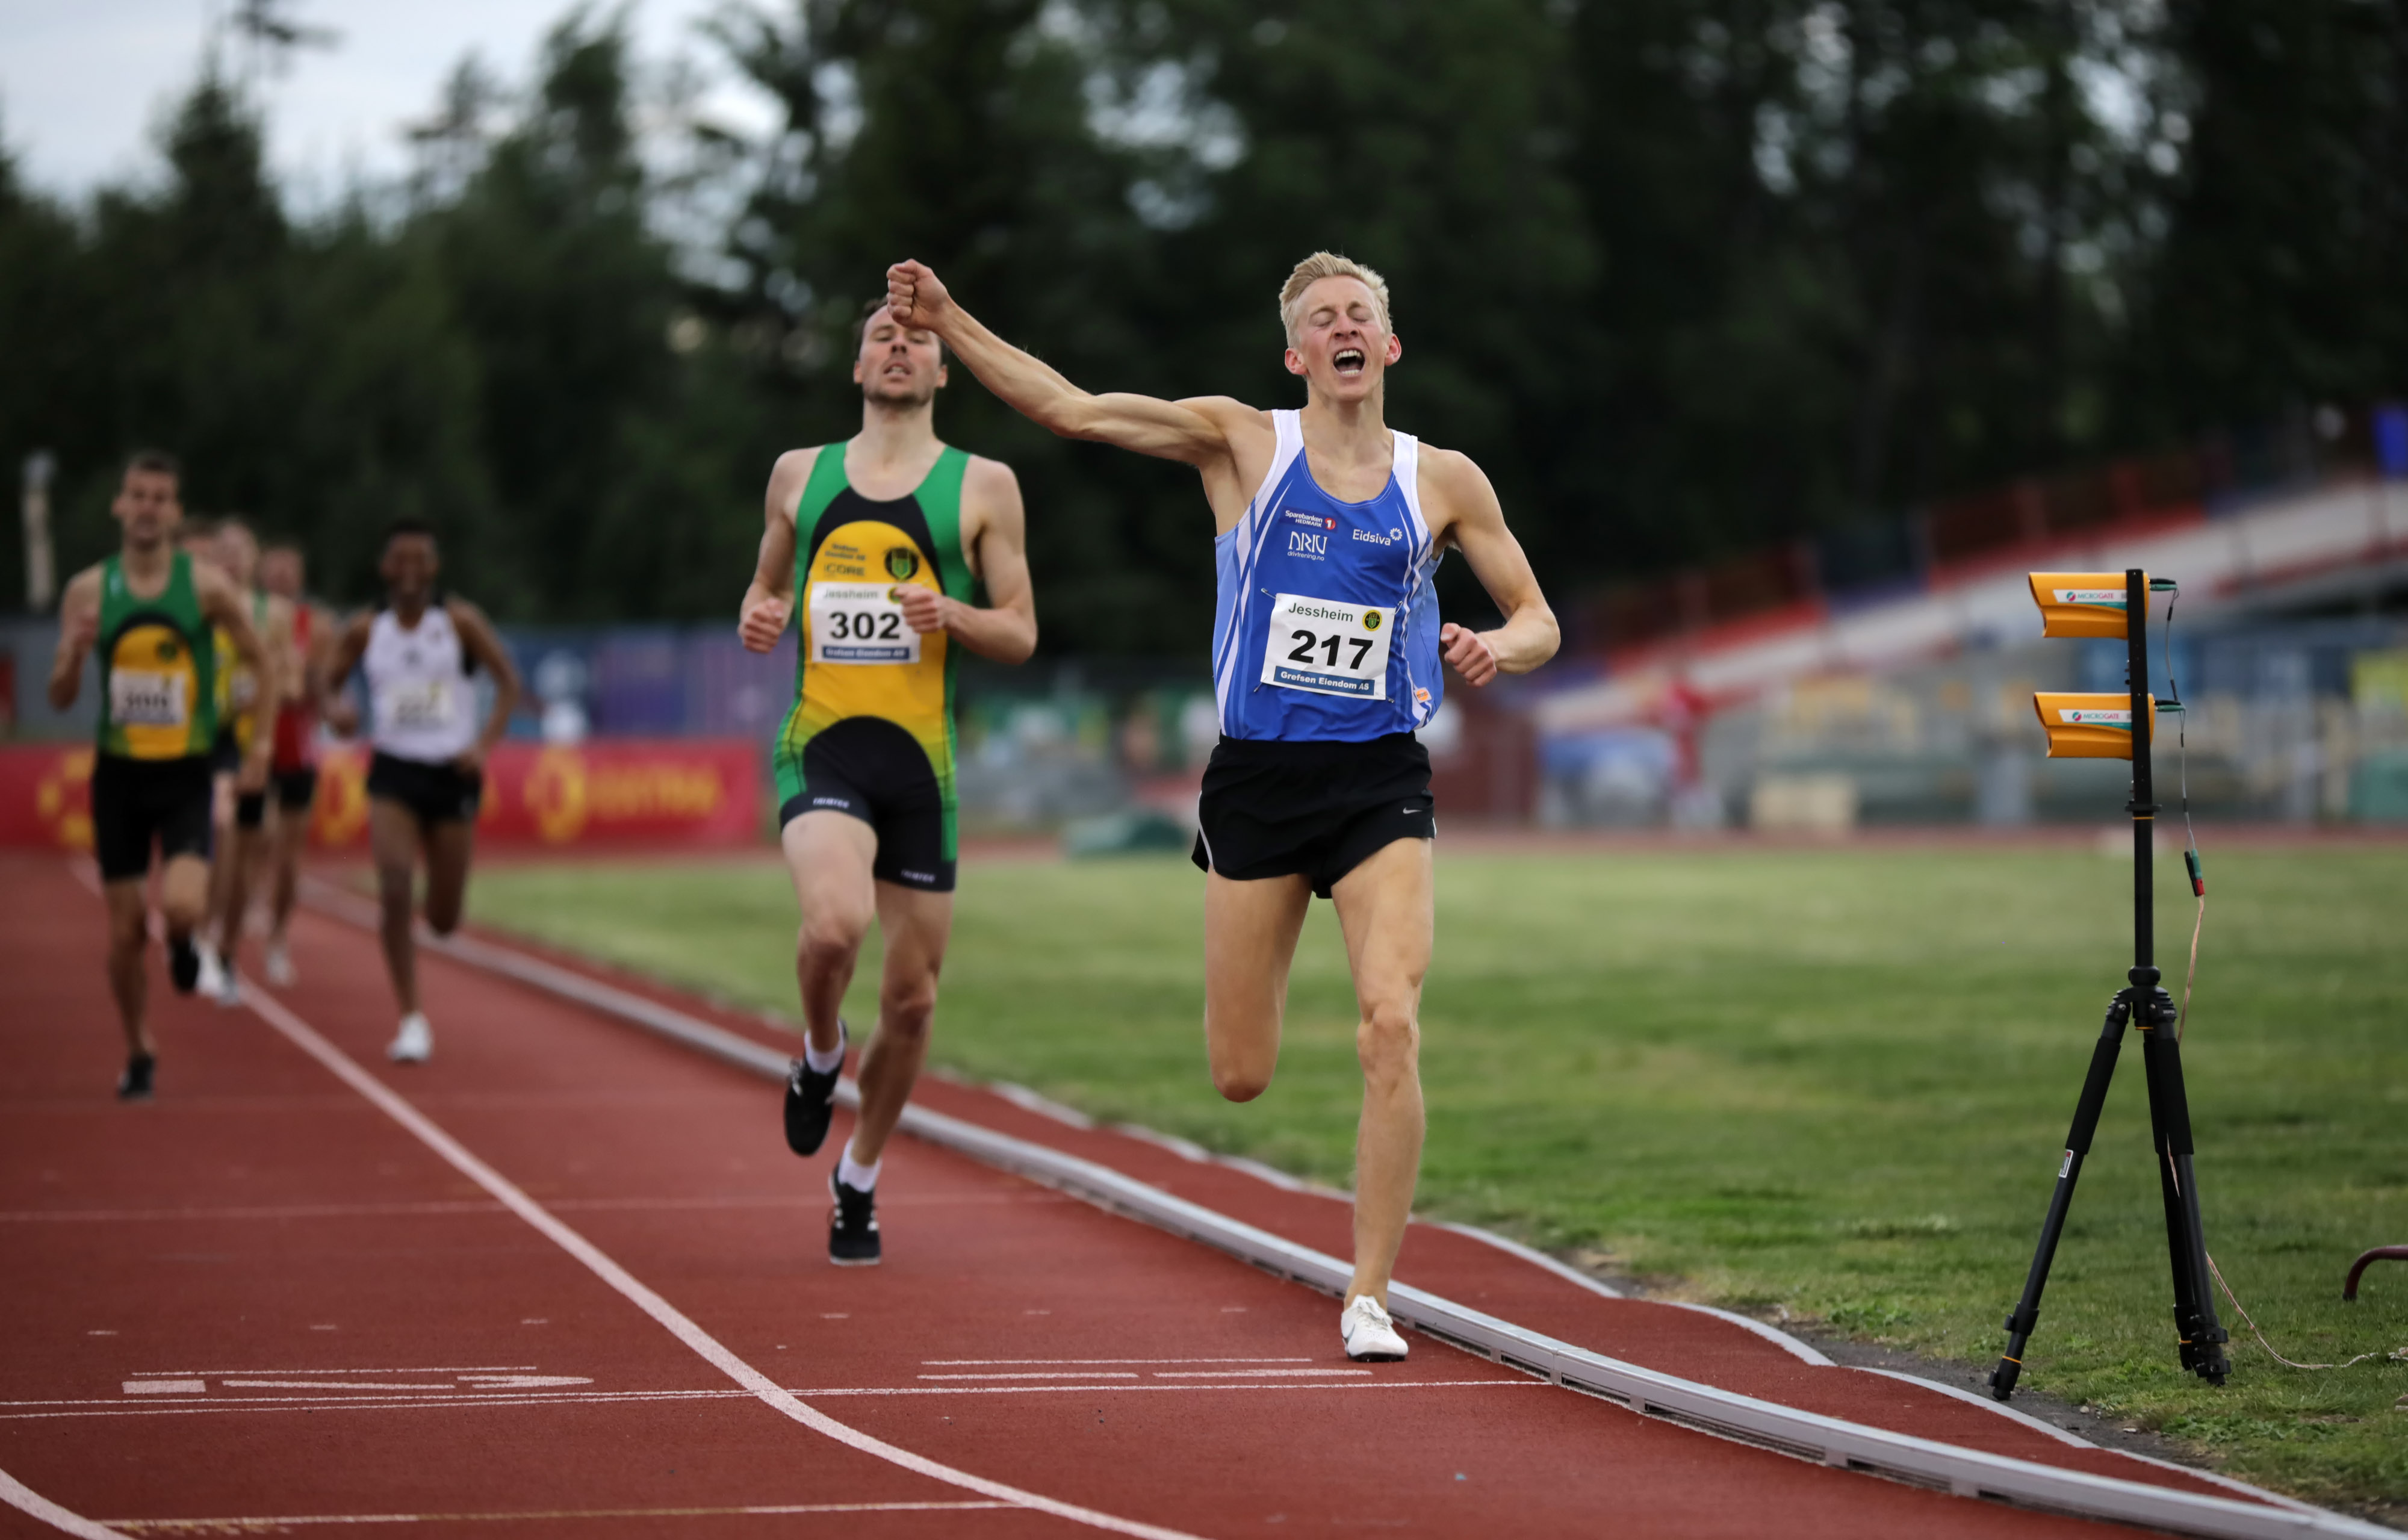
1286, 528, 1327, 560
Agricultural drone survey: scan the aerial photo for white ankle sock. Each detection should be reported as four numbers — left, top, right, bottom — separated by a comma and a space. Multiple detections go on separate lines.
802, 1025, 846, 1075
837, 1144, 881, 1192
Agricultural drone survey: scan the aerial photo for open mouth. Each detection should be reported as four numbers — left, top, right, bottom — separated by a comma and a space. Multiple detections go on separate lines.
1333, 349, 1365, 376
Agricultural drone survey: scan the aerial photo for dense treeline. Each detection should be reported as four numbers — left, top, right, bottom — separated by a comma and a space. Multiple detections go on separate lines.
2, 0, 2403, 650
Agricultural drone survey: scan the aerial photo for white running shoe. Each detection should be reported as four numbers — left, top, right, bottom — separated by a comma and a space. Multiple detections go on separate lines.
196, 943, 241, 1008
264, 941, 295, 988
1340, 1294, 1409, 1362
388, 1013, 433, 1064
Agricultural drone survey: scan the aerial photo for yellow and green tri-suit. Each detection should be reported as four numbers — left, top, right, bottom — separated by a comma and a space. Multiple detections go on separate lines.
90, 550, 220, 881
772, 443, 976, 892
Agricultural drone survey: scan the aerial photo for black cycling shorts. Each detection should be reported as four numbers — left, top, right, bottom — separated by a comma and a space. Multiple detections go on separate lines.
778, 718, 955, 893
1191, 731, 1435, 898
367, 751, 483, 827
273, 766, 320, 812
91, 756, 216, 883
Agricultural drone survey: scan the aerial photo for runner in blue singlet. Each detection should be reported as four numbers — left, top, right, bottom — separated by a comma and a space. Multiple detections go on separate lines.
884, 251, 1560, 1362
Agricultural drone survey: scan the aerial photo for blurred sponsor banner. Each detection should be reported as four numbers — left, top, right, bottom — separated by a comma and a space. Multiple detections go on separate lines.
0, 741, 760, 853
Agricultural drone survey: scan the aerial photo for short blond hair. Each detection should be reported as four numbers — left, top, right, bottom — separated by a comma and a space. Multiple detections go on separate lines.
1278, 252, 1392, 347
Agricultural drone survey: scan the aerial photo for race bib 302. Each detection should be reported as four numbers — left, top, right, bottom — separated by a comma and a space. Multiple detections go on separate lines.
1259, 593, 1393, 700
810, 582, 921, 665
109, 669, 188, 728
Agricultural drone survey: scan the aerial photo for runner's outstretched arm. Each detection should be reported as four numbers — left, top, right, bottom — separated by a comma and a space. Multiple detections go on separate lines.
445, 600, 521, 773
887, 261, 1259, 470
1421, 450, 1559, 687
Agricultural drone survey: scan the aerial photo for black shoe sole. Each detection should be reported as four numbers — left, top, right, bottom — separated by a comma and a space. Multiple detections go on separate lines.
828, 1170, 878, 1265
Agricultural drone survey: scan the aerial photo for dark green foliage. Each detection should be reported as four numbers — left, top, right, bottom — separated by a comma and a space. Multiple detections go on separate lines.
1, 1, 2404, 635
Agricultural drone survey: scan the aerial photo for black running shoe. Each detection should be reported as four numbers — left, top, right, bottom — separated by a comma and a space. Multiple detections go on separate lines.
828, 1170, 880, 1267
783, 1019, 846, 1157
167, 936, 200, 995
117, 1054, 155, 1102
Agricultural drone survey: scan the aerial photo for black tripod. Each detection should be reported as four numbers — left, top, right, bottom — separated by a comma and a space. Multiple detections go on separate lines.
1989, 568, 2230, 1401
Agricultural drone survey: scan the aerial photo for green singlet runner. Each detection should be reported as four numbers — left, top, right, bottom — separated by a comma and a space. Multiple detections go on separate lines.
771, 441, 978, 891
98, 549, 219, 762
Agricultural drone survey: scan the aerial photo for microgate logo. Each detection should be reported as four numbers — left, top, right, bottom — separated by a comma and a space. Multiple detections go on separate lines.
2053, 589, 2128, 606
2057, 708, 2133, 726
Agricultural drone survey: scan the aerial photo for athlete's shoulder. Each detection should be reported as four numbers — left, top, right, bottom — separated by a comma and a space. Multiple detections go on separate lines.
766, 444, 836, 521
61, 562, 107, 602
1412, 441, 1503, 519
1176, 396, 1277, 438
961, 452, 1021, 498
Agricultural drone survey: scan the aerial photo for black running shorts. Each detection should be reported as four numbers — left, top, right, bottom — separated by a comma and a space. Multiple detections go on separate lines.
367, 751, 483, 827
1191, 731, 1435, 898
235, 790, 267, 830
91, 755, 216, 883
273, 766, 320, 812
778, 718, 955, 893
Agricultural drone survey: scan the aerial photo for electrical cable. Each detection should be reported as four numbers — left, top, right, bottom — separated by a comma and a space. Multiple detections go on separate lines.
2161, 584, 2406, 1373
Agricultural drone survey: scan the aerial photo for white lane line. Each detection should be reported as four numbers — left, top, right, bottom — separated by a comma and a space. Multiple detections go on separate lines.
0, 1465, 129, 1539
105, 1500, 1016, 1530
917, 1373, 1141, 1382
1150, 1369, 1370, 1379
216, 1382, 461, 1393
923, 1358, 1312, 1366
1, 1379, 1544, 1422
235, 984, 1203, 1540
134, 1367, 536, 1377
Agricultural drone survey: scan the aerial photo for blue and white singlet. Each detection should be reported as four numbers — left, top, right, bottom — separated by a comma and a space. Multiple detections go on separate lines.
1210, 410, 1445, 742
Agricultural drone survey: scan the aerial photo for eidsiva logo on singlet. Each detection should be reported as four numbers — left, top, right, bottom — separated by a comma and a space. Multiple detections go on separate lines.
1261, 592, 1394, 700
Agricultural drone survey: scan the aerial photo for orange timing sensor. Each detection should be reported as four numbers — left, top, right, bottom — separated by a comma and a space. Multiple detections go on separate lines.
2032, 692, 2156, 759
2028, 573, 2148, 638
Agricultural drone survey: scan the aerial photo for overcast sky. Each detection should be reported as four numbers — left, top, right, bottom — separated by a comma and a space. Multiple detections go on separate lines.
0, 0, 783, 199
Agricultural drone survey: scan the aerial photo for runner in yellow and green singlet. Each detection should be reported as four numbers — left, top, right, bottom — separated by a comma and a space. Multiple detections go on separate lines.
49, 452, 273, 1100
739, 297, 1036, 1267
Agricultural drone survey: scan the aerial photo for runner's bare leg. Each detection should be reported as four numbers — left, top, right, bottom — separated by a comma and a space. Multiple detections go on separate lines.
420, 818, 476, 936
368, 799, 423, 1016
783, 812, 878, 1061
267, 801, 306, 949
843, 881, 955, 1167
102, 881, 154, 1058
1329, 837, 1432, 1309
1202, 872, 1312, 1102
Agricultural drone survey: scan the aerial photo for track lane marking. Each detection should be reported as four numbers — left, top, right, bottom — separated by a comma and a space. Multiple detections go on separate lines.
0, 1467, 129, 1539
105, 1501, 1016, 1531
234, 984, 1206, 1540
1, 1379, 1543, 1421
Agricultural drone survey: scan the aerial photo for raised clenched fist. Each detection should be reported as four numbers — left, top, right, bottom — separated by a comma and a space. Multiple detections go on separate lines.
886, 261, 951, 332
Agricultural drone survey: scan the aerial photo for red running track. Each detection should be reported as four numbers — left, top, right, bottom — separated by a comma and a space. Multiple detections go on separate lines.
0, 853, 2251, 1538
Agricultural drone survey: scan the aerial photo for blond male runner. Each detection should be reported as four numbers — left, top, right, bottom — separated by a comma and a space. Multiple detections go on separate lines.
886, 253, 1558, 1358
738, 299, 1035, 1265
48, 453, 273, 1099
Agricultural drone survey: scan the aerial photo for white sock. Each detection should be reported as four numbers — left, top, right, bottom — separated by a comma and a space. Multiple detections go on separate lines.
802, 1024, 846, 1075
837, 1144, 881, 1193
